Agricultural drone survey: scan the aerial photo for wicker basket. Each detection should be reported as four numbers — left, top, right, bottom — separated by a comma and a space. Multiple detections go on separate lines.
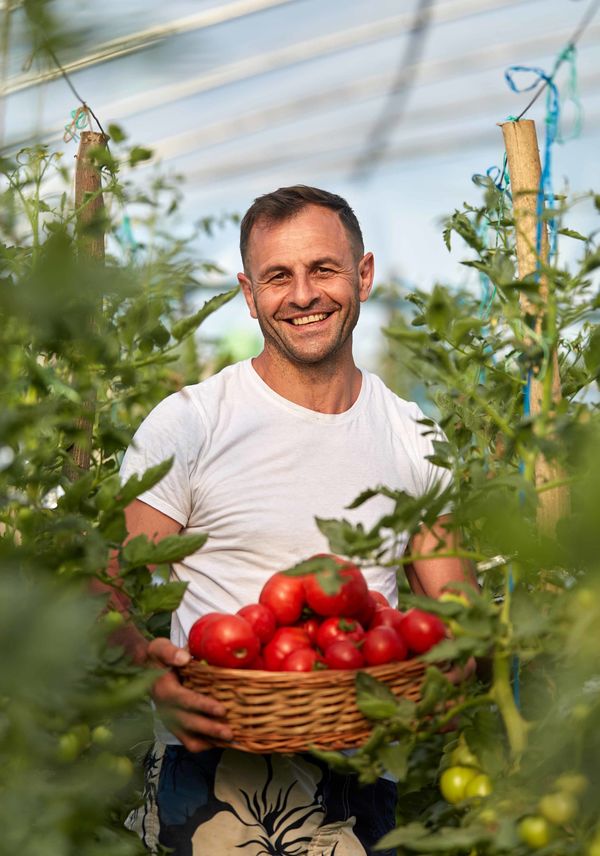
178, 658, 426, 753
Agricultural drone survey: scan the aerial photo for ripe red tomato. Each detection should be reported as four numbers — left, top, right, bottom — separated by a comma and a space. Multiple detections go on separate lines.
362, 626, 407, 666
298, 617, 321, 645
188, 612, 223, 659
316, 616, 365, 652
303, 555, 368, 617
354, 592, 376, 628
399, 609, 446, 654
370, 590, 391, 608
247, 652, 266, 670
369, 606, 405, 636
237, 603, 277, 644
324, 640, 364, 670
282, 648, 322, 672
199, 615, 260, 668
259, 573, 306, 625
263, 627, 311, 671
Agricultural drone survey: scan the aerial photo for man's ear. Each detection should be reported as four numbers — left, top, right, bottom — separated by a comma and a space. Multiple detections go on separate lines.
238, 272, 257, 319
357, 252, 374, 303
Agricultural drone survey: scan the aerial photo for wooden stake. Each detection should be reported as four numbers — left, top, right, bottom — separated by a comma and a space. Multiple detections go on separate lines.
500, 119, 569, 533
66, 130, 108, 478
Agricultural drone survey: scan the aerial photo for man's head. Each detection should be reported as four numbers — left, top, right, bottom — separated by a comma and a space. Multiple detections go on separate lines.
237, 187, 373, 370
240, 185, 364, 274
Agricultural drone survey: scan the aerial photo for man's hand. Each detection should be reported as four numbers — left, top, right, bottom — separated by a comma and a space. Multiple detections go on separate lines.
147, 638, 234, 753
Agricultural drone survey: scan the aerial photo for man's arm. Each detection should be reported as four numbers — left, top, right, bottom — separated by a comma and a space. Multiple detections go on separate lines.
405, 514, 478, 684
405, 514, 478, 599
93, 498, 233, 752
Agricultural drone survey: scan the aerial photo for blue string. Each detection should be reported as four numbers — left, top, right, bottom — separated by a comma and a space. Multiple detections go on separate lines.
115, 214, 138, 258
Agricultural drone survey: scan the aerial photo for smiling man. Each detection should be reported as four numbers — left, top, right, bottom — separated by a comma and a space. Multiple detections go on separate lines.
117, 186, 473, 855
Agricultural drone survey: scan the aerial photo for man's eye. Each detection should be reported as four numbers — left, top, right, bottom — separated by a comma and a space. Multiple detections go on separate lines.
316, 267, 333, 275
269, 272, 287, 282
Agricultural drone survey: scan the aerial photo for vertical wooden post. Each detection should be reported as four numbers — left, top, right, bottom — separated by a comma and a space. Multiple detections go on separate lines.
66, 130, 108, 478
500, 119, 569, 533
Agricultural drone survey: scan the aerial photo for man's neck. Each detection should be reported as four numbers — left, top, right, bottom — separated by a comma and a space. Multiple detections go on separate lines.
250, 350, 362, 414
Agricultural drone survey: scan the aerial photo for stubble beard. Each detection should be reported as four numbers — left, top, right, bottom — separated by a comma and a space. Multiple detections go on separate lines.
257, 299, 360, 368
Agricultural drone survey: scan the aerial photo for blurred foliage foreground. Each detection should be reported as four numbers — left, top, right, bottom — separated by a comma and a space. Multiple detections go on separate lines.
1, 143, 600, 856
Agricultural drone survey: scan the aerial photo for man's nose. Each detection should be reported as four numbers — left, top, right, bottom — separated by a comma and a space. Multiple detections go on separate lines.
288, 270, 320, 307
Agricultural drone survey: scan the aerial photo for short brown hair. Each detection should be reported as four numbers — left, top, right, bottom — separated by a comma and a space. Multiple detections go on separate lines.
239, 185, 364, 270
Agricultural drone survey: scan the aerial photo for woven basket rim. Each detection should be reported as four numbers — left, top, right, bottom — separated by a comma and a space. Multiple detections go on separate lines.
180, 656, 426, 680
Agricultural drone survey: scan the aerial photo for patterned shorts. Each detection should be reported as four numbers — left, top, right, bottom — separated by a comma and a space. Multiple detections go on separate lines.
126, 742, 397, 856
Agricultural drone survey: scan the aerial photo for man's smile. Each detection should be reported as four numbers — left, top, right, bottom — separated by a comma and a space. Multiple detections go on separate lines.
286, 312, 332, 326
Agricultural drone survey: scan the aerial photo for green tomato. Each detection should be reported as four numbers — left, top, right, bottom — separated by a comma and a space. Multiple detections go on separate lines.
439, 592, 469, 637
554, 772, 588, 796
518, 816, 552, 850
586, 836, 600, 856
465, 773, 493, 800
57, 733, 80, 763
538, 791, 578, 826
103, 610, 125, 630
478, 807, 498, 826
439, 766, 478, 805
449, 738, 481, 769
91, 725, 113, 745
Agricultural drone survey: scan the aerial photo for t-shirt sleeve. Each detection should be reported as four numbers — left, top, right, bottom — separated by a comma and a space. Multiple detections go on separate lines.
119, 390, 205, 526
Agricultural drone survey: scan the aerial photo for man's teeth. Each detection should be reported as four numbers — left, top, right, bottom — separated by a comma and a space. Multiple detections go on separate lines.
291, 313, 328, 326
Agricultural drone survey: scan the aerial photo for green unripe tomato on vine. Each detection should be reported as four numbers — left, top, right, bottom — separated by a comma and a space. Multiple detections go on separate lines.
465, 773, 493, 800
439, 766, 478, 804
586, 836, 600, 856
554, 772, 588, 796
439, 591, 470, 637
449, 736, 481, 769
518, 816, 552, 849
538, 791, 578, 826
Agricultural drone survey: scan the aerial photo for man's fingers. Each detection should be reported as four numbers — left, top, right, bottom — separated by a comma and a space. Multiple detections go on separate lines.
171, 709, 234, 745
152, 672, 227, 718
147, 636, 191, 668
445, 656, 477, 685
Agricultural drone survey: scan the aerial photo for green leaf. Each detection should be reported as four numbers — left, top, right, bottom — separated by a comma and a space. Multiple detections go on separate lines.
558, 227, 587, 241
425, 285, 453, 334
282, 554, 346, 594
107, 123, 127, 143
137, 581, 188, 616
121, 533, 208, 568
376, 737, 413, 780
355, 672, 400, 720
416, 666, 453, 715
584, 327, 600, 377
377, 824, 491, 852
171, 288, 239, 341
315, 517, 383, 558
116, 459, 173, 508
129, 146, 153, 166
58, 471, 96, 512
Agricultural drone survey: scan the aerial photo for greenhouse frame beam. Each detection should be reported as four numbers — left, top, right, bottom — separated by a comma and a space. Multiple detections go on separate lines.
3, 0, 302, 95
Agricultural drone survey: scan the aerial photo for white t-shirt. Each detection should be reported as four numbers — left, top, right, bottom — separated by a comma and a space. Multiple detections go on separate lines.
120, 359, 451, 649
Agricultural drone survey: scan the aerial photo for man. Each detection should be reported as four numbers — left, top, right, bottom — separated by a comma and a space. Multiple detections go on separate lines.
117, 186, 473, 855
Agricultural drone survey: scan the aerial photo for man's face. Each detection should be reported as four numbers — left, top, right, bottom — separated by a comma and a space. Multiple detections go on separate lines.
238, 204, 374, 367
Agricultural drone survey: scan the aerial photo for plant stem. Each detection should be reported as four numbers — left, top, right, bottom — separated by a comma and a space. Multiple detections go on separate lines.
491, 567, 529, 760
